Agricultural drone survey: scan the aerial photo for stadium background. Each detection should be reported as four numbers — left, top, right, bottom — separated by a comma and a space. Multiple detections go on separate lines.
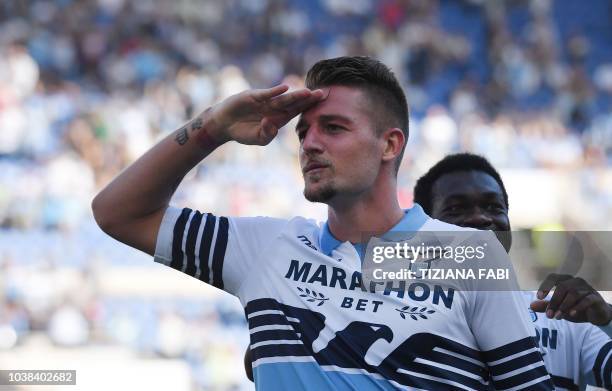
0, 0, 611, 389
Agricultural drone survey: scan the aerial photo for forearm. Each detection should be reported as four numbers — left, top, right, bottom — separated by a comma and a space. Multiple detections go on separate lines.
92, 109, 223, 233
91, 85, 319, 254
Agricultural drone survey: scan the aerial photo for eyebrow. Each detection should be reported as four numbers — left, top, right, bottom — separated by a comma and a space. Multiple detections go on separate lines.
295, 114, 354, 132
443, 192, 504, 202
319, 114, 354, 124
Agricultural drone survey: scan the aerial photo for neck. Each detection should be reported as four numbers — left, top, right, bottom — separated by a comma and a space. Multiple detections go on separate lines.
326, 177, 403, 243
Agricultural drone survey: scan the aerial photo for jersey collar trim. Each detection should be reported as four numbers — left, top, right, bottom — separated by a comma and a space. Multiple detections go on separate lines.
318, 203, 430, 256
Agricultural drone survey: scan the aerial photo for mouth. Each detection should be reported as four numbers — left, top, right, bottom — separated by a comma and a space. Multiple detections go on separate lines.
303, 162, 329, 174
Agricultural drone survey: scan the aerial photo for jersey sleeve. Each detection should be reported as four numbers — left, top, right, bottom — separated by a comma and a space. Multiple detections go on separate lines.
153, 206, 287, 296
467, 232, 554, 390
580, 323, 612, 389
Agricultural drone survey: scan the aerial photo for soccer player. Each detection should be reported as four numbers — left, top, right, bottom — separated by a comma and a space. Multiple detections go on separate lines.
92, 57, 553, 389
412, 152, 612, 390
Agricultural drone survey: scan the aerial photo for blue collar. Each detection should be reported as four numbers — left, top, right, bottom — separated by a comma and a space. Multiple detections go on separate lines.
318, 203, 429, 257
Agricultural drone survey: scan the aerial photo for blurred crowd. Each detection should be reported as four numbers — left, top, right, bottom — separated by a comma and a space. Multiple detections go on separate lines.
1, 0, 611, 231
1, 0, 611, 389
0, 258, 251, 389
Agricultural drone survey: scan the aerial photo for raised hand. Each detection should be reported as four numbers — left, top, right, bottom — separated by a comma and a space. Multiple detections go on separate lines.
530, 273, 612, 326
208, 84, 324, 145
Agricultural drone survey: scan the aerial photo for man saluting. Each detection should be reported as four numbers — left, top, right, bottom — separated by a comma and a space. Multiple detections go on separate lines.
93, 57, 553, 390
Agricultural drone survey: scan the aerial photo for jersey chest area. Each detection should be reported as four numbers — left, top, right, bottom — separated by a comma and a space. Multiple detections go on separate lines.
530, 310, 583, 375
241, 236, 486, 385
242, 233, 465, 322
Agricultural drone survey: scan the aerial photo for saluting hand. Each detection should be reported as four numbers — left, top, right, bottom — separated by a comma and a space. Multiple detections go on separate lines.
208, 84, 325, 145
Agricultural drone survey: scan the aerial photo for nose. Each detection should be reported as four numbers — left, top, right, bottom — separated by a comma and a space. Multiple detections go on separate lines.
462, 209, 494, 230
301, 126, 324, 154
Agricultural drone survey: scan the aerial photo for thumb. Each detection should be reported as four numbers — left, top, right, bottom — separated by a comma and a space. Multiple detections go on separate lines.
260, 118, 278, 144
530, 299, 549, 313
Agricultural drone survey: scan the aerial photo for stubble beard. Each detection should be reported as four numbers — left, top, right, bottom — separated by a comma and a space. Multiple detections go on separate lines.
303, 179, 337, 203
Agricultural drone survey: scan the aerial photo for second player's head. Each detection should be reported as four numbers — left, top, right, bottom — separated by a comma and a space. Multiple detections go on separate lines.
297, 56, 409, 204
414, 153, 512, 249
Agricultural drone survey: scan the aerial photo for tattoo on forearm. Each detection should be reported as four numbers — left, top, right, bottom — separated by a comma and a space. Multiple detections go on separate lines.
193, 108, 223, 152
175, 107, 221, 151
190, 107, 211, 132
190, 117, 204, 132
175, 126, 189, 145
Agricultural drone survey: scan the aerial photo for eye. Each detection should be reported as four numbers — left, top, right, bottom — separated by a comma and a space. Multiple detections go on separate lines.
485, 203, 504, 212
326, 124, 344, 132
445, 205, 464, 214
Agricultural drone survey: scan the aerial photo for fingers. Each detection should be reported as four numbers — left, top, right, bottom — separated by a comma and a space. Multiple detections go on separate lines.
533, 275, 610, 325
250, 88, 324, 144
567, 293, 597, 318
536, 273, 572, 299
530, 299, 549, 313
269, 88, 324, 112
556, 287, 590, 317
281, 90, 325, 117
252, 84, 289, 102
546, 276, 603, 320
566, 292, 612, 325
545, 277, 583, 319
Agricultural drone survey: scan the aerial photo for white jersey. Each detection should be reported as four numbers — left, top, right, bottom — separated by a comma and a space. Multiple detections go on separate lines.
523, 291, 612, 390
154, 204, 553, 390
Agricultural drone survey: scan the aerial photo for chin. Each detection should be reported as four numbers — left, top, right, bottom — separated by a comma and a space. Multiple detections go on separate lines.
304, 184, 337, 203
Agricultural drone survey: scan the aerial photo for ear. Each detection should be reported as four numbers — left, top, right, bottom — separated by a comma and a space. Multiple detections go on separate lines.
381, 128, 405, 164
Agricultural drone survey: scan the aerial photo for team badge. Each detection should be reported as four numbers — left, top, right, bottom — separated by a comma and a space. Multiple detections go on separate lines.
529, 308, 538, 322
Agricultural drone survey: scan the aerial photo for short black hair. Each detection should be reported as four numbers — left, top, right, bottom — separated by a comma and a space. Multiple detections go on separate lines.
305, 56, 409, 171
413, 153, 509, 214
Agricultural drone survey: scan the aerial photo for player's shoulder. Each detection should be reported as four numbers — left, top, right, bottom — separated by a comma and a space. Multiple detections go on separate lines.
420, 217, 498, 245
285, 215, 322, 237
421, 218, 476, 232
230, 214, 320, 236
